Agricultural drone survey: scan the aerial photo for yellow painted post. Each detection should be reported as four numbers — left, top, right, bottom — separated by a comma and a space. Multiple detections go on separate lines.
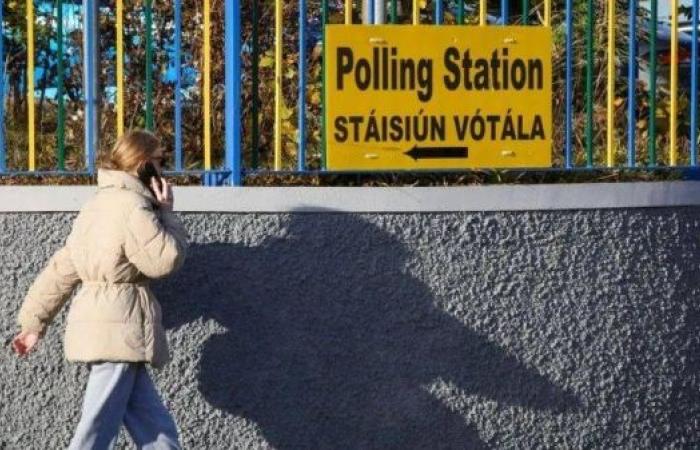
275, 0, 282, 169
203, 0, 212, 170
27, 0, 35, 171
670, 0, 679, 165
480, 0, 487, 25
606, 0, 615, 167
345, 0, 351, 24
413, 0, 419, 25
544, 0, 551, 26
116, 0, 124, 136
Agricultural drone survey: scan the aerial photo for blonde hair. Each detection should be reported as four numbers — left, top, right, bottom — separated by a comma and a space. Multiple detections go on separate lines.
100, 130, 161, 173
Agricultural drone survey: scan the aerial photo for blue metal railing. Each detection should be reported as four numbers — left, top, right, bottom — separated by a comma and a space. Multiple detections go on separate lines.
692, 0, 699, 167
0, 0, 4, 174
175, 0, 183, 172
1, 1, 700, 186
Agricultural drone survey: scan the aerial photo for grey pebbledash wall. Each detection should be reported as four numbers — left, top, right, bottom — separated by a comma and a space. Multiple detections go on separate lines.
0, 184, 699, 449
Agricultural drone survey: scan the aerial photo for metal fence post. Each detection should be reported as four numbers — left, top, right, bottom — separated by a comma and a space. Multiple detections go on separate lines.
691, 0, 699, 166
374, 0, 384, 24
0, 0, 5, 173
57, 0, 66, 169
225, 0, 242, 185
298, 0, 307, 171
627, 0, 637, 167
175, 0, 183, 171
648, 0, 657, 166
565, 0, 573, 168
27, 0, 35, 171
83, 0, 99, 174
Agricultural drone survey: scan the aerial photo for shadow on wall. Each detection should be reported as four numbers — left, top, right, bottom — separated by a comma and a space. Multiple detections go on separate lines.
156, 212, 580, 449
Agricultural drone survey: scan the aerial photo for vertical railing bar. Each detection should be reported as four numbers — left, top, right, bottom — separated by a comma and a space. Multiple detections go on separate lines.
565, 0, 573, 168
27, 0, 35, 171
479, 0, 486, 26
174, 0, 183, 171
544, 0, 550, 27
274, 0, 282, 170
670, 0, 678, 166
413, 0, 418, 25
321, 0, 328, 169
251, 0, 260, 169
627, 0, 637, 167
145, 0, 154, 131
501, 0, 508, 25
57, 0, 65, 170
203, 0, 212, 170
346, 0, 352, 24
225, 0, 242, 185
391, 0, 397, 24
522, 0, 528, 25
585, 0, 594, 167
691, 0, 699, 166
436, 0, 443, 25
83, 0, 98, 174
0, 0, 4, 173
457, 0, 463, 25
298, 0, 307, 170
369, 0, 374, 24
374, 0, 384, 23
116, 0, 124, 136
606, 0, 615, 167
648, 0, 657, 166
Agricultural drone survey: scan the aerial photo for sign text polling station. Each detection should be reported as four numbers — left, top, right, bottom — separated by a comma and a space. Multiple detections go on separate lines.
325, 26, 552, 170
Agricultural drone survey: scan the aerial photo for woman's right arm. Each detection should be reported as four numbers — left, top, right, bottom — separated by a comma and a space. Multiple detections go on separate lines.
15, 245, 80, 344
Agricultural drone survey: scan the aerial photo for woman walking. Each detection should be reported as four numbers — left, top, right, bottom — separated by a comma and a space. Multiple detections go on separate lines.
11, 130, 189, 449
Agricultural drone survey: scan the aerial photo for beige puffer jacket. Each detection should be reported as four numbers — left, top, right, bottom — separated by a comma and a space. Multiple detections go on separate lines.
17, 169, 189, 369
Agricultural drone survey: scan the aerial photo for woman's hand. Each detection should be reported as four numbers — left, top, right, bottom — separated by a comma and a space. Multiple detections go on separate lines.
12, 331, 40, 356
151, 177, 174, 212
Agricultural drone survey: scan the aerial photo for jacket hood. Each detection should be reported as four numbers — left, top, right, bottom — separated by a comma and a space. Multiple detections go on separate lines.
97, 169, 156, 204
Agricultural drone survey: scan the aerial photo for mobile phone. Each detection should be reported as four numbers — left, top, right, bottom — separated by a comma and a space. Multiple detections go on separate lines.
137, 162, 163, 195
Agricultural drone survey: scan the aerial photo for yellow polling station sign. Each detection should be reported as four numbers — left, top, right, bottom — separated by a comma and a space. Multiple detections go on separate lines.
325, 25, 552, 170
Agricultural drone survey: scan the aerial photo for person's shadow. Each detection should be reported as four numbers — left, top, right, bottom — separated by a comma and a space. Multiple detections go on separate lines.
156, 212, 579, 449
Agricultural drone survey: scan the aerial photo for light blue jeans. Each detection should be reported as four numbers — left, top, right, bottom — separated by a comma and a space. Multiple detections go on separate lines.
68, 361, 181, 450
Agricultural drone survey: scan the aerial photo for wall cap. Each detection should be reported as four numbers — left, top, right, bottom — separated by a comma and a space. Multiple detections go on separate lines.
1, 182, 699, 213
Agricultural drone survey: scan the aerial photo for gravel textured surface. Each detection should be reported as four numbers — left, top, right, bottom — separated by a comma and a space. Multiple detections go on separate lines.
1, 210, 698, 449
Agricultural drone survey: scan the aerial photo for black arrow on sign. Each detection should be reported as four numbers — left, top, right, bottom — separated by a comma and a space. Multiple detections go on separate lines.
404, 145, 469, 160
